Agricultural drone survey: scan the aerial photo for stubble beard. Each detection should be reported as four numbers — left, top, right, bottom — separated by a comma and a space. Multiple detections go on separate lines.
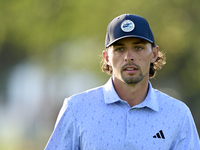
120, 63, 148, 84
121, 71, 145, 84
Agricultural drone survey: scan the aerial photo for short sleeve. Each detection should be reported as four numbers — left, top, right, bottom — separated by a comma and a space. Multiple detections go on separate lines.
44, 98, 80, 150
173, 107, 200, 149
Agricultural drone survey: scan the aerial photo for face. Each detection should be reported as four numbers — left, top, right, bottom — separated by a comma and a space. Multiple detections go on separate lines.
103, 37, 158, 85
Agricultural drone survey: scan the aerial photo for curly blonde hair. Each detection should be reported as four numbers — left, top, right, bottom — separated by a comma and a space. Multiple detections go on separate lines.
101, 47, 166, 78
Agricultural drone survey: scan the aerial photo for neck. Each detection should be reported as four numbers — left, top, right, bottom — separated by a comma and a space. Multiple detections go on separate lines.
112, 76, 149, 107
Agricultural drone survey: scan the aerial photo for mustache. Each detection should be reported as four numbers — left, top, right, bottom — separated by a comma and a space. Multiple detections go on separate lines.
121, 62, 141, 71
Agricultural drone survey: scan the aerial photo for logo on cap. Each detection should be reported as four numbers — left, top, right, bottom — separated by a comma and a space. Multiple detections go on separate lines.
121, 20, 135, 32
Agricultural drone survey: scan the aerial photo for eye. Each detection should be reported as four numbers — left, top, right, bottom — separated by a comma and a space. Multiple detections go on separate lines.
135, 46, 144, 51
115, 47, 124, 52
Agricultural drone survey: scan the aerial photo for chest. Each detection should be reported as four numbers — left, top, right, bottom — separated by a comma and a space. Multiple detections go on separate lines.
76, 107, 180, 150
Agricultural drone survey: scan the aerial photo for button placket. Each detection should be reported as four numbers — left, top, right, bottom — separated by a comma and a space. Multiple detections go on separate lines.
126, 109, 133, 139
126, 108, 140, 140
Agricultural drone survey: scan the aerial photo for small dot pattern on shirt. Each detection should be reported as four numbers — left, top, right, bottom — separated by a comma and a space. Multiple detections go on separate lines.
44, 78, 200, 150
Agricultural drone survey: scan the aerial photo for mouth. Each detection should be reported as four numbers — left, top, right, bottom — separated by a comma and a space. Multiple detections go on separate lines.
124, 67, 138, 70
123, 66, 139, 74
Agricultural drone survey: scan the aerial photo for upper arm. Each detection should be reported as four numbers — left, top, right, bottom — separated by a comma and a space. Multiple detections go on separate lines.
173, 107, 200, 150
44, 98, 80, 150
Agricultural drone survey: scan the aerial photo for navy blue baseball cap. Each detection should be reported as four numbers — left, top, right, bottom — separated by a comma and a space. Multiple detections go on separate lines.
105, 14, 155, 48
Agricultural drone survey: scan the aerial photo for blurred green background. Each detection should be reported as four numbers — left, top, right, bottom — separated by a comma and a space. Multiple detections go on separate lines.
0, 0, 200, 149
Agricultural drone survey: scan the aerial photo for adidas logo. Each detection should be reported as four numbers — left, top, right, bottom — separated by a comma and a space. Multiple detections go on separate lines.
153, 130, 165, 139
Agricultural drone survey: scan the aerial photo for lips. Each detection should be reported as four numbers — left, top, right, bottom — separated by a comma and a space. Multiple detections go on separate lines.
124, 66, 138, 71
123, 66, 139, 74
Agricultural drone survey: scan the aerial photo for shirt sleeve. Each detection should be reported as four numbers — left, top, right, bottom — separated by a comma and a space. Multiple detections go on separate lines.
174, 107, 200, 150
44, 98, 80, 150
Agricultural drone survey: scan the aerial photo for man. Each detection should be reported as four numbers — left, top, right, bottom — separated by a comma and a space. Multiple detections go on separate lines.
45, 14, 200, 150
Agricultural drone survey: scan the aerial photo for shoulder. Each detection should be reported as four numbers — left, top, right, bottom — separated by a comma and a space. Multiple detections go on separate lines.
153, 89, 194, 131
154, 89, 190, 114
64, 86, 104, 108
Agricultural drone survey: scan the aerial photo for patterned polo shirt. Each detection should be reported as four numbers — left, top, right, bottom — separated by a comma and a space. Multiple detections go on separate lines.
45, 78, 200, 150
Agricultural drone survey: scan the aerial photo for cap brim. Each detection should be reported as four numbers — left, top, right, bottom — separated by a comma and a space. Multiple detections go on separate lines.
106, 35, 154, 48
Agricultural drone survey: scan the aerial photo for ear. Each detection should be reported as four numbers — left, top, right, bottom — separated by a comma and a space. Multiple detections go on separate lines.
151, 45, 159, 63
102, 50, 110, 65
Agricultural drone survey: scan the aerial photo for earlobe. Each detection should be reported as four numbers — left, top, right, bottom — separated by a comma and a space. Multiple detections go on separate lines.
102, 50, 110, 64
151, 45, 159, 63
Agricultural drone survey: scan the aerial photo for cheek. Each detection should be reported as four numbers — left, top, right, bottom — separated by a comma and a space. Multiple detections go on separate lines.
138, 57, 151, 69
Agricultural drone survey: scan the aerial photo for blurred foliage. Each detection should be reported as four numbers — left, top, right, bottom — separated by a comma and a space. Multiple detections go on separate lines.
0, 0, 200, 149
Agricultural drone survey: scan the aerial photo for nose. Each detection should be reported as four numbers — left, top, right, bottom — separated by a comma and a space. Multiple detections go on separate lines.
124, 50, 134, 62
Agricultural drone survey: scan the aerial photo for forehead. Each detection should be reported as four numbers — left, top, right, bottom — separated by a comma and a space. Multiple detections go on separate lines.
112, 37, 150, 46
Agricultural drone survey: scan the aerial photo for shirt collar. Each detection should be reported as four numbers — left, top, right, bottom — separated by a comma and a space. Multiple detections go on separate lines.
103, 77, 159, 112
103, 77, 122, 104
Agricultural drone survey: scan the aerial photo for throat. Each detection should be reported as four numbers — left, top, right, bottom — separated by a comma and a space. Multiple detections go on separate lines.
113, 78, 149, 107
122, 90, 147, 107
